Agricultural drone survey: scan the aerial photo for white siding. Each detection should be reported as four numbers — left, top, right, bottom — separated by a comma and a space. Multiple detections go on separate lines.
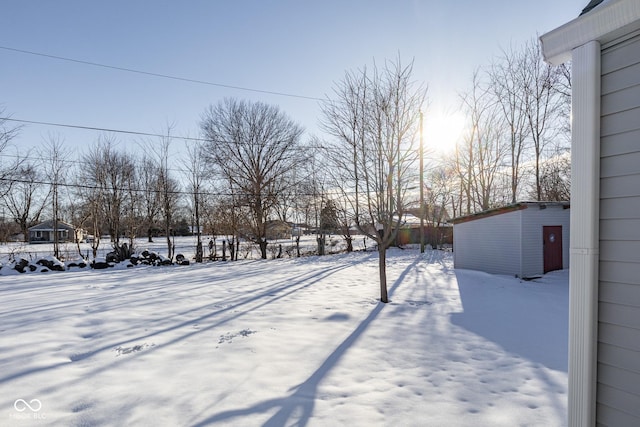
597, 33, 640, 425
453, 210, 521, 276
520, 206, 571, 278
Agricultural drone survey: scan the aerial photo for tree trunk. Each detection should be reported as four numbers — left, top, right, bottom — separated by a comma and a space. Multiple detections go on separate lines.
378, 246, 389, 303
317, 235, 325, 255
20, 221, 28, 243
194, 189, 202, 262
535, 154, 542, 201
259, 239, 268, 259
346, 236, 353, 252
195, 241, 203, 263
91, 217, 100, 259
165, 234, 172, 260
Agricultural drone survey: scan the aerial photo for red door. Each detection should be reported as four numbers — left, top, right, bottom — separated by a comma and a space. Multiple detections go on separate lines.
543, 226, 563, 273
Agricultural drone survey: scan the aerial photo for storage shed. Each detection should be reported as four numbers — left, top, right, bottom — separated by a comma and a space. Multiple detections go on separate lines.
540, 1, 640, 425
452, 202, 570, 278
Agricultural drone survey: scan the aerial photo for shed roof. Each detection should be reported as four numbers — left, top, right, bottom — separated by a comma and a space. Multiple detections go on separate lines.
451, 201, 570, 224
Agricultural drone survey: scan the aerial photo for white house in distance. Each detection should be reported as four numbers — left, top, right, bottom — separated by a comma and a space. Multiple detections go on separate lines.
28, 220, 83, 244
541, 0, 640, 425
452, 201, 570, 278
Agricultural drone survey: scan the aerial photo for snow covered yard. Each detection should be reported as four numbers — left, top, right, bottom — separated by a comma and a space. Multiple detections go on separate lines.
0, 249, 568, 426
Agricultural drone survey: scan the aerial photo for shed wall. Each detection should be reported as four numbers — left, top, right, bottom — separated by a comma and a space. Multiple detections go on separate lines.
453, 210, 521, 276
597, 33, 640, 425
520, 206, 571, 278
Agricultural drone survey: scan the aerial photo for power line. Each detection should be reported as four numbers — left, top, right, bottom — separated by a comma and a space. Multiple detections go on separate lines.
1, 117, 209, 142
0, 176, 354, 199
0, 135, 348, 184
0, 45, 325, 102
0, 116, 335, 152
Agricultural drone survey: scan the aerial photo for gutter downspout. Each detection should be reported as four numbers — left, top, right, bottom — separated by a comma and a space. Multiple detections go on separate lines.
568, 40, 600, 427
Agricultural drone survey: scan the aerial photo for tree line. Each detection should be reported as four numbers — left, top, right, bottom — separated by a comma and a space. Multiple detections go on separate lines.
0, 37, 570, 303
443, 39, 570, 217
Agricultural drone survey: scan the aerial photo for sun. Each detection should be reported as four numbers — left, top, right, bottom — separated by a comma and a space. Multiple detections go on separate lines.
423, 110, 467, 155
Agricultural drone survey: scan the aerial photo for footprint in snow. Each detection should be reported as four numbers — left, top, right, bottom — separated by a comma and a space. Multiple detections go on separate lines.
114, 343, 153, 356
218, 329, 257, 345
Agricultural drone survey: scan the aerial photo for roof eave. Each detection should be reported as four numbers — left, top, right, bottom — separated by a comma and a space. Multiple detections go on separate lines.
540, 0, 640, 65
451, 201, 569, 224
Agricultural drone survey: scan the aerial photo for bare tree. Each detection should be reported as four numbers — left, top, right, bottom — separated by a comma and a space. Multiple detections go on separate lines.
489, 47, 530, 203
456, 71, 509, 213
273, 169, 299, 225
0, 110, 22, 198
2, 158, 50, 242
65, 187, 93, 258
322, 57, 426, 303
157, 133, 180, 260
138, 156, 162, 243
555, 62, 572, 138
530, 147, 571, 201
289, 170, 320, 257
201, 98, 304, 260
424, 164, 456, 247
333, 198, 355, 252
298, 153, 331, 256
207, 191, 247, 261
75, 175, 102, 258
44, 136, 69, 259
445, 38, 571, 216
123, 158, 140, 248
158, 169, 180, 260
82, 136, 136, 254
520, 39, 567, 201
140, 127, 181, 260
182, 141, 207, 262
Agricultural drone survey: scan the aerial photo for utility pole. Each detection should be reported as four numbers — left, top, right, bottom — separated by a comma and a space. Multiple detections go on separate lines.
420, 111, 425, 253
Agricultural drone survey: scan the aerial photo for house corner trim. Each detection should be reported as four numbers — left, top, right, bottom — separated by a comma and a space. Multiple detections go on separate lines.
568, 40, 600, 427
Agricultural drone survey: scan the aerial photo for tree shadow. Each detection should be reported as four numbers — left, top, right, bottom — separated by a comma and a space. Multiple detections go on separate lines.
191, 256, 421, 427
0, 256, 359, 388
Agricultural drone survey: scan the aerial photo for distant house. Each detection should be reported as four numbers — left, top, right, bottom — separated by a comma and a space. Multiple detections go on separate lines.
452, 202, 570, 278
540, 1, 640, 425
265, 220, 292, 240
28, 220, 84, 244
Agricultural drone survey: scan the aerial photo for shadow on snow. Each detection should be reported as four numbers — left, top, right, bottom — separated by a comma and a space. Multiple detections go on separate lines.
191, 256, 422, 427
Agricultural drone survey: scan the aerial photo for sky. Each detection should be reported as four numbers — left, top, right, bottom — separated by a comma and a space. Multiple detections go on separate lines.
0, 0, 587, 159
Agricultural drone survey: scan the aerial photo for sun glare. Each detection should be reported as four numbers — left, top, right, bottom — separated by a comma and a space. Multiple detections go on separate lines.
423, 110, 467, 155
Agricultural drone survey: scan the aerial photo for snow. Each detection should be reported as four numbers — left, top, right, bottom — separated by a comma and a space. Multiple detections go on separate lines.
0, 248, 568, 426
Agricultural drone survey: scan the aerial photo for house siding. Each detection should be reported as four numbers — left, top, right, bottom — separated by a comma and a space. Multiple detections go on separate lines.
520, 206, 571, 278
598, 34, 640, 424
453, 210, 521, 276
